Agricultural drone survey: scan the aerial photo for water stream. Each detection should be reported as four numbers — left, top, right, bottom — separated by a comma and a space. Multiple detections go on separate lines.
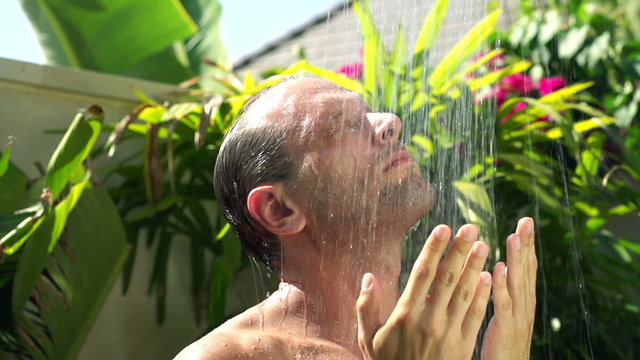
242, 0, 606, 358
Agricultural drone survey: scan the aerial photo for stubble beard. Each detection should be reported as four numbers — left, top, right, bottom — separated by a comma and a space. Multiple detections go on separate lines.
306, 171, 434, 239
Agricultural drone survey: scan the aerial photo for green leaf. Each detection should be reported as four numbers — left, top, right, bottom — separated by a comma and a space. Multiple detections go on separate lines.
576, 131, 605, 181
558, 25, 589, 59
608, 204, 636, 216
414, 0, 449, 54
50, 180, 90, 252
545, 117, 615, 140
0, 142, 13, 178
453, 181, 494, 215
182, 0, 228, 79
1, 211, 46, 255
580, 31, 610, 69
383, 25, 407, 109
354, 0, 384, 103
619, 238, 640, 254
45, 109, 102, 199
586, 217, 606, 231
281, 61, 365, 95
138, 106, 168, 124
538, 82, 594, 103
575, 201, 600, 217
539, 9, 561, 43
412, 135, 435, 155
429, 8, 502, 93
126, 196, 181, 222
466, 60, 532, 91
498, 153, 553, 180
215, 222, 231, 241
19, 0, 198, 73
0, 162, 28, 215
11, 213, 56, 319
13, 187, 128, 360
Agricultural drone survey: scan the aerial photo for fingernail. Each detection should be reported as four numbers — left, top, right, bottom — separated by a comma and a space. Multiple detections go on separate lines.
435, 226, 449, 241
503, 266, 508, 277
520, 217, 534, 235
362, 274, 372, 290
462, 226, 477, 242
476, 243, 488, 257
481, 272, 492, 284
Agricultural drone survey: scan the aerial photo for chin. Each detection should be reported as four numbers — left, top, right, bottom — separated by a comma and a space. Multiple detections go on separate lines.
378, 176, 435, 228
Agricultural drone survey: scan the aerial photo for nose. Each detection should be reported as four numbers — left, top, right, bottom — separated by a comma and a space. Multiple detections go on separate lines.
369, 113, 402, 145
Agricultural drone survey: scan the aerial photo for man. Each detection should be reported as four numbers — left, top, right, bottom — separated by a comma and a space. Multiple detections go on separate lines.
175, 77, 537, 359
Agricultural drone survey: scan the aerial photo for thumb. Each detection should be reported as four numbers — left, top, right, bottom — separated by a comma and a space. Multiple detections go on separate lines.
356, 273, 381, 359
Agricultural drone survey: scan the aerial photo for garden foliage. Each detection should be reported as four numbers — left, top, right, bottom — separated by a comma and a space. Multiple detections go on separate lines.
1, 0, 638, 359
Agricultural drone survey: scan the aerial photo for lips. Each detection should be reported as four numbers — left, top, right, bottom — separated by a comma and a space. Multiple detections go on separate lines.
383, 150, 414, 172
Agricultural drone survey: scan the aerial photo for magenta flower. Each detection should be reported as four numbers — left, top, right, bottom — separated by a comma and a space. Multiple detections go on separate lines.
538, 76, 567, 96
500, 73, 536, 94
337, 62, 363, 79
501, 101, 528, 123
488, 53, 506, 71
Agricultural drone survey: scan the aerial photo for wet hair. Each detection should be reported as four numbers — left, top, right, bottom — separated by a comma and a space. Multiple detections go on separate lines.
213, 82, 296, 270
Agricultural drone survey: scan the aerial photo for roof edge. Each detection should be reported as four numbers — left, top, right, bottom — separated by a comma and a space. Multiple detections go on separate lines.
234, 0, 354, 70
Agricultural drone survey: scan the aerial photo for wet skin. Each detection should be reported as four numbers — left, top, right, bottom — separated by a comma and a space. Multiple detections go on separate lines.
174, 78, 537, 360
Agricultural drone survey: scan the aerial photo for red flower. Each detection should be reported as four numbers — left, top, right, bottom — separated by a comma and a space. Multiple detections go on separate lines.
337, 62, 363, 79
538, 76, 567, 96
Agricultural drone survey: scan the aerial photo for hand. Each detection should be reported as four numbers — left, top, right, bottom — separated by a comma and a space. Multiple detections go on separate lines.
481, 217, 538, 360
356, 224, 492, 360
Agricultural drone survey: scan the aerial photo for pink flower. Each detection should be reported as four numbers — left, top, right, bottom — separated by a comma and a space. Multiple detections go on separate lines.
500, 73, 536, 94
488, 53, 506, 71
501, 101, 528, 123
538, 76, 567, 96
477, 86, 510, 106
337, 62, 363, 79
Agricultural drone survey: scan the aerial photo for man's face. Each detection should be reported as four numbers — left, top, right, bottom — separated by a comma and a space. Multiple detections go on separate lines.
257, 78, 434, 234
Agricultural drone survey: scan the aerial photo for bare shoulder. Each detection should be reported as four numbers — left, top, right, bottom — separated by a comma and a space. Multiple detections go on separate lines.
173, 305, 288, 360
173, 329, 283, 360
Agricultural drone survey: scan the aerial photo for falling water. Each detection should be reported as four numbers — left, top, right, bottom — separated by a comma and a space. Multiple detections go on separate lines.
238, 0, 613, 358
328, 0, 599, 358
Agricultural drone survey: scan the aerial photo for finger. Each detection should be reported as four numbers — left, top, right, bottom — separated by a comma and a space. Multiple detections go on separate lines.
447, 241, 490, 326
516, 217, 538, 300
357, 273, 382, 358
516, 217, 535, 248
398, 225, 450, 310
491, 262, 512, 320
428, 224, 479, 314
506, 232, 524, 313
461, 271, 492, 340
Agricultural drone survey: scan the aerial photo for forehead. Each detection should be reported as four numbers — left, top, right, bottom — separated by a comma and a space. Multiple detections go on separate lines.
244, 78, 368, 131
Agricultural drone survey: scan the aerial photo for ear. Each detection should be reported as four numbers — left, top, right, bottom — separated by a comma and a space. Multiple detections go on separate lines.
247, 185, 306, 236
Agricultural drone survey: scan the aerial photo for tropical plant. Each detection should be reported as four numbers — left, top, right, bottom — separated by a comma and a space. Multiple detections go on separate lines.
0, 108, 129, 359
19, 0, 227, 84
483, 1, 640, 357
333, 0, 639, 358
502, 0, 640, 144
7, 0, 637, 358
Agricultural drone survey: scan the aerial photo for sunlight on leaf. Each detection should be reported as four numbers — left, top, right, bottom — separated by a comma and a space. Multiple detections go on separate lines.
414, 0, 449, 54
429, 8, 502, 93
453, 181, 494, 215
45, 110, 102, 199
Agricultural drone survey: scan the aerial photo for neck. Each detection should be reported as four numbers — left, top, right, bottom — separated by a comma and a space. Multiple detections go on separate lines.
275, 225, 406, 355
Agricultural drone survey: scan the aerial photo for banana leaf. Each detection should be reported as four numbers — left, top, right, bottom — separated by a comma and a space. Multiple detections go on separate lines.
19, 0, 227, 83
12, 186, 129, 360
